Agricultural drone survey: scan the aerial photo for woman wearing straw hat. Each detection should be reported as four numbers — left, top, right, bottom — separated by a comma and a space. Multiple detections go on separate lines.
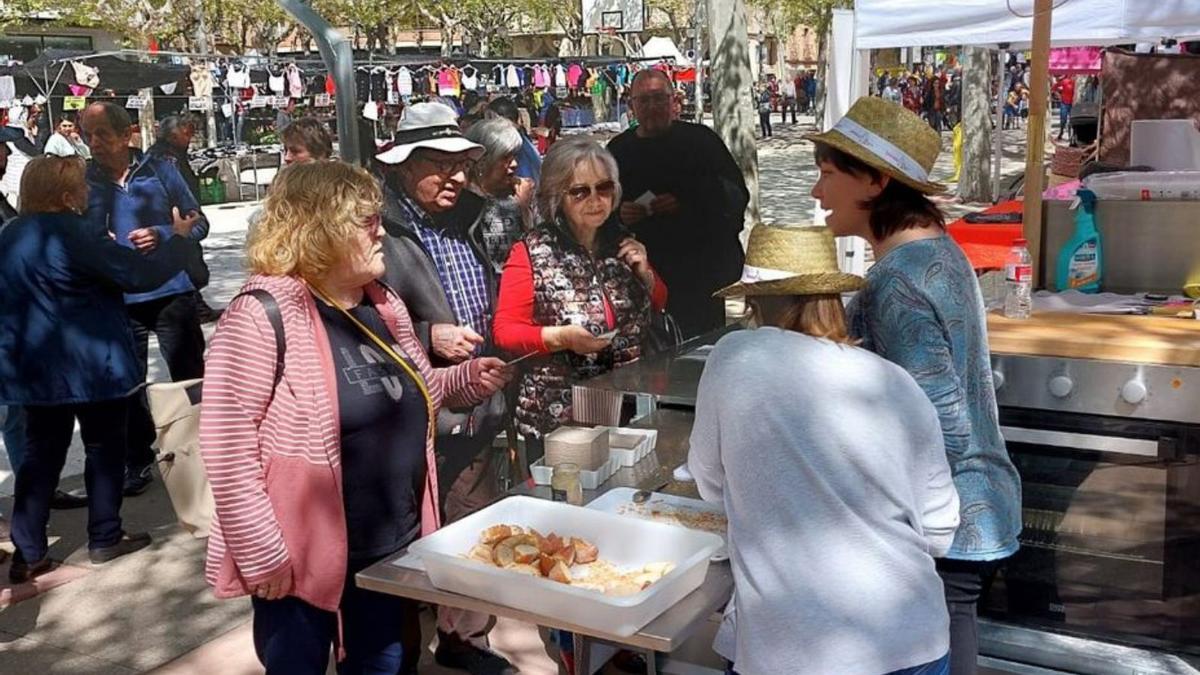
807, 97, 1022, 674
689, 225, 959, 675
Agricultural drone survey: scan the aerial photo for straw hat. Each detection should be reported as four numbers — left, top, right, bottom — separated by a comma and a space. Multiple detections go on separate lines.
804, 96, 946, 194
375, 102, 483, 165
714, 226, 863, 298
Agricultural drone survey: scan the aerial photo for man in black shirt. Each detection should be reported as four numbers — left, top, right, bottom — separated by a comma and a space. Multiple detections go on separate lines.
608, 69, 749, 339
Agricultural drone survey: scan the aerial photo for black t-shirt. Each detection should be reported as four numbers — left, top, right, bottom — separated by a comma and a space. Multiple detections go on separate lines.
315, 297, 429, 560
606, 121, 748, 296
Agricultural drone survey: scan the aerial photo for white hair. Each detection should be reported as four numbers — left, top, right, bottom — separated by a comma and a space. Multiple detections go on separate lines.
535, 136, 622, 224
465, 117, 523, 182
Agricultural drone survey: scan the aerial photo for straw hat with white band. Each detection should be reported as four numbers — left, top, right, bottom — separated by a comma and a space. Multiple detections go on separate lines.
715, 226, 863, 298
375, 101, 483, 165
803, 96, 946, 195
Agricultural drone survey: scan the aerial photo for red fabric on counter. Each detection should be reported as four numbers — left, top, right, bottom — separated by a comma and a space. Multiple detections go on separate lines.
493, 241, 668, 356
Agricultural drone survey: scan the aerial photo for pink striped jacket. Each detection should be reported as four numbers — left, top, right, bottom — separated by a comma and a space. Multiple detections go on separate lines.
199, 274, 488, 611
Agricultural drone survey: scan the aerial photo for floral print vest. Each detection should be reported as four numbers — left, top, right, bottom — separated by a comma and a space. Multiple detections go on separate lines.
516, 224, 650, 437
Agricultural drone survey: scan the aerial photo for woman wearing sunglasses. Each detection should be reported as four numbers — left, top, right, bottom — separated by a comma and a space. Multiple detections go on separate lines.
494, 136, 667, 446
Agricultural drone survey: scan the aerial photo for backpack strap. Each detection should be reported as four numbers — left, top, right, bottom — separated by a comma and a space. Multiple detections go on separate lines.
234, 289, 285, 387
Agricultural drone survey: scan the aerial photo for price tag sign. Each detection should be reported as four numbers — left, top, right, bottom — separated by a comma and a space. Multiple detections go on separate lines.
250, 95, 269, 109
555, 87, 569, 99
188, 96, 211, 111
272, 96, 290, 107
314, 93, 332, 107
63, 96, 86, 111
125, 95, 148, 110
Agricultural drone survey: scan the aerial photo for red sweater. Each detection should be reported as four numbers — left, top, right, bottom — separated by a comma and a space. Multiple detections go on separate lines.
493, 241, 669, 355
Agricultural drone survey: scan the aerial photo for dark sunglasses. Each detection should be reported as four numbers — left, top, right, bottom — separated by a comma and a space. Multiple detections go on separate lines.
565, 180, 616, 202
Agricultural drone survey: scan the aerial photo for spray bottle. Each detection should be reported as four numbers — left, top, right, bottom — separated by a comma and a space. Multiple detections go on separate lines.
1056, 188, 1103, 293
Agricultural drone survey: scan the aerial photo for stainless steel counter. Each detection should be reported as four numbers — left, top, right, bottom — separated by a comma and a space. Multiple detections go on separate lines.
579, 327, 739, 409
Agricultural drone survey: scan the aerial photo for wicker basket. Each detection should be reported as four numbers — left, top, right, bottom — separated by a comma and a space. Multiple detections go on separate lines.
1051, 145, 1088, 178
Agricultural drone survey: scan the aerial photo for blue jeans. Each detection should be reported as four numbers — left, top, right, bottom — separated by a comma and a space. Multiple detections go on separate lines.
251, 556, 420, 675
1, 405, 26, 472
1059, 103, 1073, 136
12, 398, 129, 561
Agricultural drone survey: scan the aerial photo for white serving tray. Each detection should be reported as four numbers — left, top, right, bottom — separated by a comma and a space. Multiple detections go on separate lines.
594, 426, 658, 467
586, 488, 729, 562
408, 495, 723, 636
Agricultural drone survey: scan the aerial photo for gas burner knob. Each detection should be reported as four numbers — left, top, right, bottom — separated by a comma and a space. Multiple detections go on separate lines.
1049, 375, 1074, 398
992, 370, 1005, 390
1121, 379, 1148, 405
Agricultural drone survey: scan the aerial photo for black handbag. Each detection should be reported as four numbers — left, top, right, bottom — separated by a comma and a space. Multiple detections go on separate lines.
643, 309, 684, 356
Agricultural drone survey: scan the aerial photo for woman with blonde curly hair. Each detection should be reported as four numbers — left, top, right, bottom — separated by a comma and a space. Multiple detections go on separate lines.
200, 160, 512, 674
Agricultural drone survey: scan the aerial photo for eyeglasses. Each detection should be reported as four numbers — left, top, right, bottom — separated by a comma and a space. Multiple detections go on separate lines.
565, 180, 616, 202
417, 155, 475, 177
631, 93, 671, 107
357, 213, 382, 230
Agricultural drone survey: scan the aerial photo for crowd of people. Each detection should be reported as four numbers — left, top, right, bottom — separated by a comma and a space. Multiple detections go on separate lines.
0, 60, 1022, 675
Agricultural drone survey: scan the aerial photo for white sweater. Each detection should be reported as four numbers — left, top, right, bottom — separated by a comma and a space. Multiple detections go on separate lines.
689, 328, 959, 675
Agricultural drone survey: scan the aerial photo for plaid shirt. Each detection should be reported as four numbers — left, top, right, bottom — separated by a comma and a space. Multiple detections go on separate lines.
398, 195, 493, 350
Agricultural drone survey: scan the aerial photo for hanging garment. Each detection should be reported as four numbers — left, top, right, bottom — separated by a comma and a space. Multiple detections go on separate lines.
492, 65, 505, 87
159, 82, 177, 96
268, 69, 286, 94
554, 64, 568, 88
70, 84, 93, 97
522, 66, 535, 88
386, 70, 400, 104
286, 64, 304, 98
533, 65, 549, 88
308, 74, 325, 96
506, 65, 521, 89
461, 66, 479, 91
355, 70, 371, 101
397, 67, 414, 97
370, 68, 387, 101
0, 76, 14, 104
325, 74, 337, 95
227, 63, 251, 89
363, 99, 379, 121
437, 67, 457, 97
71, 61, 100, 89
191, 65, 215, 98
567, 63, 584, 89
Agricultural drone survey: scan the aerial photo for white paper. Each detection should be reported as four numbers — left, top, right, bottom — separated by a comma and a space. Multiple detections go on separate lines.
634, 190, 655, 207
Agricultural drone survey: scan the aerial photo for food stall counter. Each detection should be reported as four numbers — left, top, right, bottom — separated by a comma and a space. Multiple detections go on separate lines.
356, 409, 730, 674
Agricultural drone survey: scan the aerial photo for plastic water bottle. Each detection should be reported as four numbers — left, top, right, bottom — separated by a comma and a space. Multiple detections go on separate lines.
1004, 238, 1033, 319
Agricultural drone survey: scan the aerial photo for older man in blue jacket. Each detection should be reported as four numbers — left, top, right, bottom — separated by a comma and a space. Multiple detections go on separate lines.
82, 102, 209, 497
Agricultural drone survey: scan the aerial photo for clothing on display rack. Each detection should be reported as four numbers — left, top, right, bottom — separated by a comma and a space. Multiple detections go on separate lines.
554, 64, 567, 88
397, 67, 414, 98
567, 63, 584, 90
506, 64, 521, 89
461, 65, 479, 92
437, 66, 459, 97
0, 76, 14, 105
533, 65, 550, 88
286, 64, 304, 98
325, 74, 336, 95
71, 61, 100, 89
191, 65, 215, 98
227, 62, 251, 89
268, 69, 286, 95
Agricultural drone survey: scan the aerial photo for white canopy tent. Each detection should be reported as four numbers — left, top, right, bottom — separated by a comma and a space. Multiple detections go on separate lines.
855, 0, 1200, 50
640, 37, 691, 65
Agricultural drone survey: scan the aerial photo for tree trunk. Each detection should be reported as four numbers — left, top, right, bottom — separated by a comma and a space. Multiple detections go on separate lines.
957, 45, 994, 202
814, 28, 828, 125
706, 0, 759, 229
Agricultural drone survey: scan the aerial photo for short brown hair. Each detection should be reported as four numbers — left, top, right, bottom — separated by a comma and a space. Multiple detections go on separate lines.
19, 155, 87, 215
813, 142, 945, 241
246, 160, 381, 280
755, 294, 855, 345
280, 117, 333, 160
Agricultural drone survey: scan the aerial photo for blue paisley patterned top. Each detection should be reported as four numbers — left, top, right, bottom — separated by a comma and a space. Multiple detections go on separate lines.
848, 236, 1022, 561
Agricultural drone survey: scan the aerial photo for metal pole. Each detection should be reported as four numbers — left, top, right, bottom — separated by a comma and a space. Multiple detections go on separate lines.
195, 2, 218, 148
693, 0, 704, 123
275, 0, 361, 165
1022, 0, 1053, 287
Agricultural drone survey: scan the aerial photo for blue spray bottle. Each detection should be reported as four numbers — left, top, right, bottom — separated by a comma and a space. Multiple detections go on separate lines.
1056, 188, 1103, 293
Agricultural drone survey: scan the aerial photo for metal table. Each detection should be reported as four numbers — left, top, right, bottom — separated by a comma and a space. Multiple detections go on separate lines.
356, 409, 731, 674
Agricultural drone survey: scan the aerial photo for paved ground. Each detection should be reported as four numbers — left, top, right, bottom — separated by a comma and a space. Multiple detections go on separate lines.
0, 114, 1038, 673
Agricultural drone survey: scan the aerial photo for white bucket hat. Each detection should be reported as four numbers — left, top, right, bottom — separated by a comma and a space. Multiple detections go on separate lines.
374, 101, 483, 165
